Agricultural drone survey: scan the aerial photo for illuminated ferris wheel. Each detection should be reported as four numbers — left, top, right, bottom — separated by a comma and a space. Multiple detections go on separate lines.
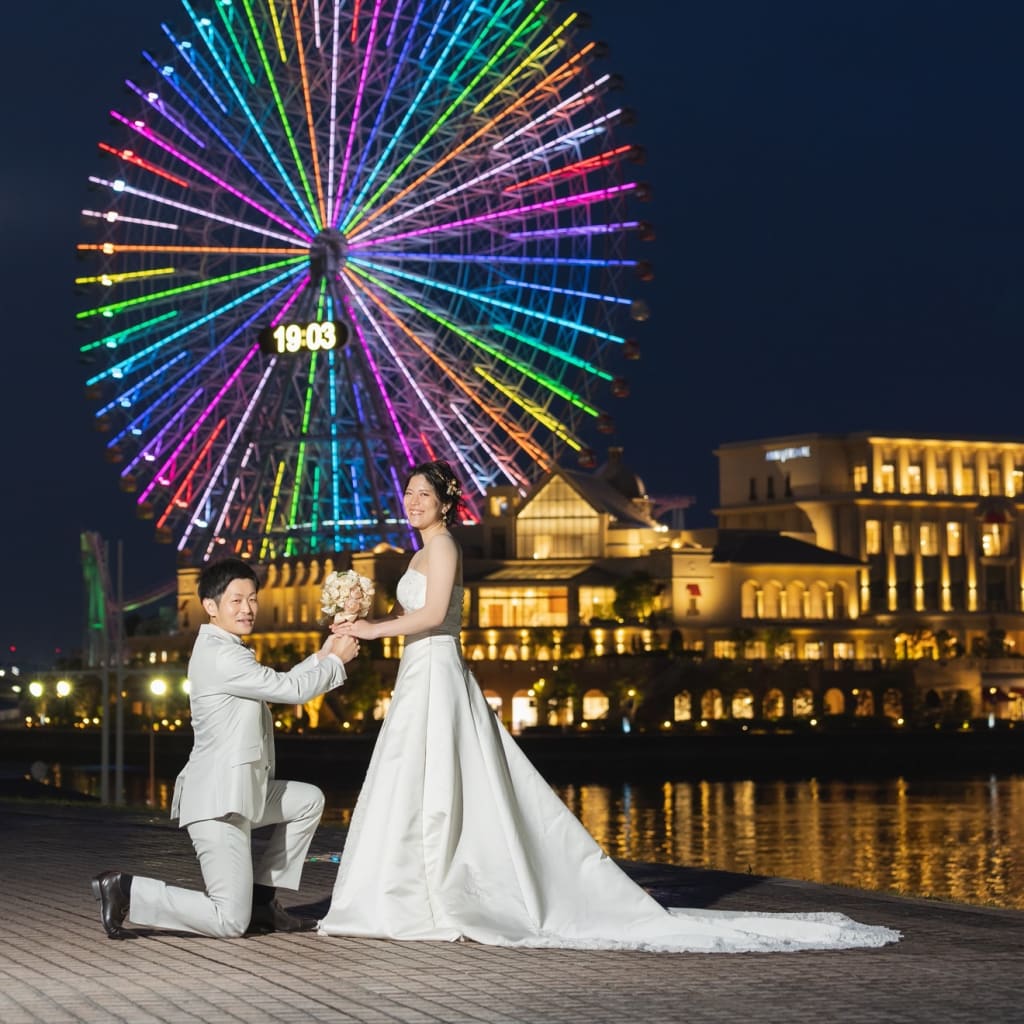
76, 0, 651, 562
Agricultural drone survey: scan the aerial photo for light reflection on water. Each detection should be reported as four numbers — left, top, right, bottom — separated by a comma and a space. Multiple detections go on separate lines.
68, 768, 1024, 910
557, 776, 1024, 910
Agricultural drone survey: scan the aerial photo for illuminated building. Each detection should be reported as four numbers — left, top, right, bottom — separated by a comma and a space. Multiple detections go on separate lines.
129, 438, 1024, 727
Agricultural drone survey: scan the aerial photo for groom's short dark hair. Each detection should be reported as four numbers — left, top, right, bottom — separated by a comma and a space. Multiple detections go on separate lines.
197, 558, 261, 603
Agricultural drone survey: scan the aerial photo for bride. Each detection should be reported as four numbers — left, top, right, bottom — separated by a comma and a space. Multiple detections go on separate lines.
319, 460, 899, 952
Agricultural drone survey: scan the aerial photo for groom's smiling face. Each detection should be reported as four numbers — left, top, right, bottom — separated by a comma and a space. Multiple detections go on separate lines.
203, 578, 259, 637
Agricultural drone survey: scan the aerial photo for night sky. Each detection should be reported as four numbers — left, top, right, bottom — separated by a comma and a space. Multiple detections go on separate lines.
2, 2, 1023, 665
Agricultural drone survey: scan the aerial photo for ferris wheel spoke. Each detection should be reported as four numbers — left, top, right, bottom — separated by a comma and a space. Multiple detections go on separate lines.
287, 0, 330, 227
346, 285, 488, 503
354, 255, 624, 350
340, 0, 486, 230
474, 367, 582, 452
329, 0, 387, 226
154, 417, 229, 529
350, 6, 584, 236
348, 262, 602, 417
80, 312, 180, 358
174, 2, 320, 231
344, 269, 552, 470
340, 0, 537, 232
138, 344, 263, 505
178, 361, 277, 551
358, 181, 639, 249
107, 109, 314, 239
233, 0, 322, 227
82, 260, 305, 384
124, 79, 207, 148
355, 116, 635, 241
139, 53, 309, 229
106, 274, 299, 462
333, 0, 425, 224
85, 176, 306, 246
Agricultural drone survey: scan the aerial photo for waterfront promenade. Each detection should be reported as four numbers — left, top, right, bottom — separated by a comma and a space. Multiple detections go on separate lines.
2, 795, 1022, 1023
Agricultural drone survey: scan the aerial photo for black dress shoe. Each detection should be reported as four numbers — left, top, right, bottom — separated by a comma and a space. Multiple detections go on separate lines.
91, 870, 131, 939
246, 899, 317, 935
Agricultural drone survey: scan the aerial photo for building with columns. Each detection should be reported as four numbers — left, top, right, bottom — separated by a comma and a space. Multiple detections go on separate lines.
714, 432, 1024, 658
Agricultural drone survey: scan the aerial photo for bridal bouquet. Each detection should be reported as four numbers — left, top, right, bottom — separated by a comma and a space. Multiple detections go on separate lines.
321, 569, 375, 623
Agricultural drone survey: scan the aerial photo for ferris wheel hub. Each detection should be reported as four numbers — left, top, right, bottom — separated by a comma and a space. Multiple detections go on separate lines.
309, 228, 349, 284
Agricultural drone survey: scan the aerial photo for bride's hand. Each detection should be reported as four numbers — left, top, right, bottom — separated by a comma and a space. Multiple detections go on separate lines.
332, 619, 376, 640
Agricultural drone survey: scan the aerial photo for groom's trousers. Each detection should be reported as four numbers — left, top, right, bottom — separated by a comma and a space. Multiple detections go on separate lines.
126, 779, 325, 937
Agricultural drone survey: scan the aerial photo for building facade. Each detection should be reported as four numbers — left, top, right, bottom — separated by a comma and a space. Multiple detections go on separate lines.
115, 436, 1024, 730
715, 432, 1024, 659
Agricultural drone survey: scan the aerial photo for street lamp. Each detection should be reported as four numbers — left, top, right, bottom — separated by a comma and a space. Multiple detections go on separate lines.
27, 681, 44, 725
147, 679, 168, 806
55, 679, 72, 726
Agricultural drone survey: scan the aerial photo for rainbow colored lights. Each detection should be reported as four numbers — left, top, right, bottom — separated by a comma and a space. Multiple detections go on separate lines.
77, 0, 648, 561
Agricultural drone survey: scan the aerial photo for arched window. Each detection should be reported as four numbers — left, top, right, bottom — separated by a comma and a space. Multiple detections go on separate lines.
673, 691, 692, 722
792, 688, 814, 717
483, 691, 503, 717
763, 688, 786, 719
882, 688, 904, 719
822, 687, 846, 715
582, 689, 610, 721
701, 688, 725, 720
510, 690, 537, 734
731, 689, 755, 719
762, 581, 783, 619
854, 689, 875, 717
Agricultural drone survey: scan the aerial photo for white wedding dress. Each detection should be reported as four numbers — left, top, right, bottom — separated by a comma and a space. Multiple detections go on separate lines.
318, 569, 899, 952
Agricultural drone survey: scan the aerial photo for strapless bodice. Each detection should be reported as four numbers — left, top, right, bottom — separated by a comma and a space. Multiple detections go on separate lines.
396, 568, 463, 641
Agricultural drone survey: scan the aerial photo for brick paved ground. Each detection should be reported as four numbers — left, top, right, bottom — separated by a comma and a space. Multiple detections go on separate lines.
1, 797, 1021, 1024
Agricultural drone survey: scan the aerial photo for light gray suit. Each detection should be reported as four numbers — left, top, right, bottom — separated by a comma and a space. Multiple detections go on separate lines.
126, 624, 346, 937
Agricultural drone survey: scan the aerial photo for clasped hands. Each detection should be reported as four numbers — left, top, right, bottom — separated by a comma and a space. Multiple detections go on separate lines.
319, 632, 360, 664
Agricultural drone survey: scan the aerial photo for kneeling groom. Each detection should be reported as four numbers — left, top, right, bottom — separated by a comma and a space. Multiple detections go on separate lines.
92, 557, 359, 939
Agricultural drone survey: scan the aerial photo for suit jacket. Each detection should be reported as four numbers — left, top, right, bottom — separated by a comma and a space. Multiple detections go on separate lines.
171, 623, 346, 828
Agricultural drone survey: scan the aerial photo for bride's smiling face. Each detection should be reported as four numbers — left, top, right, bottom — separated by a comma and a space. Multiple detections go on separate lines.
404, 474, 444, 530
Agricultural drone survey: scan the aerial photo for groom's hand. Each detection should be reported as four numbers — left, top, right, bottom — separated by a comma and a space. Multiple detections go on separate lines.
328, 634, 360, 664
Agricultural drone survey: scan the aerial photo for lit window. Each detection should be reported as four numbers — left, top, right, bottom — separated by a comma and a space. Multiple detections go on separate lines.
982, 523, 1007, 557
878, 463, 896, 493
960, 467, 976, 495
852, 465, 868, 491
905, 465, 922, 494
947, 522, 963, 557
892, 522, 910, 556
934, 464, 949, 494
865, 519, 881, 555
673, 691, 692, 722
919, 522, 939, 556
516, 477, 600, 558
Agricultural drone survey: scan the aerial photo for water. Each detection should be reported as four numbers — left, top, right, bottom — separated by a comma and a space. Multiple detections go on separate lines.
54, 767, 1024, 910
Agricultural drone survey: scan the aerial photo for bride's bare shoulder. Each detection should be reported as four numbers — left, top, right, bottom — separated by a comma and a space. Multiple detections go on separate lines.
425, 531, 459, 554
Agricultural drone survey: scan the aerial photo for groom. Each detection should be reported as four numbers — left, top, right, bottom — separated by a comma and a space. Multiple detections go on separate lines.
91, 557, 359, 939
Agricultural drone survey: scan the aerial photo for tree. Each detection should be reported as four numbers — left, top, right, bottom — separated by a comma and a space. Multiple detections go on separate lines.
612, 572, 660, 623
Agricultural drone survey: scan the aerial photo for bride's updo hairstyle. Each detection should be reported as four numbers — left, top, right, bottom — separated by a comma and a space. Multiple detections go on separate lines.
405, 460, 463, 526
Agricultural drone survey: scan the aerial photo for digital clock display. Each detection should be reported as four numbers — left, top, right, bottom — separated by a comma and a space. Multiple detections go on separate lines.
257, 320, 348, 354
